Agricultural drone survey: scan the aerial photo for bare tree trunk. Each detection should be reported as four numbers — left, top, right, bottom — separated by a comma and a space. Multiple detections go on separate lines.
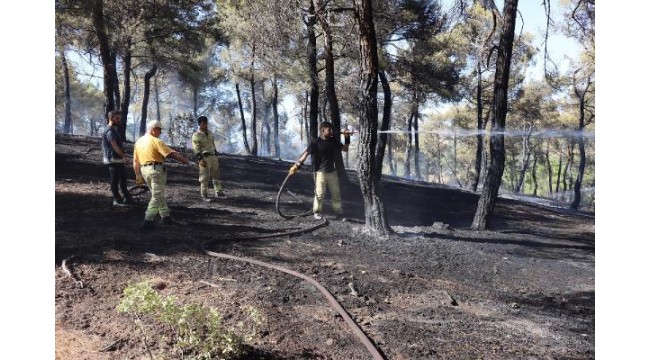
154, 75, 162, 122
404, 112, 414, 178
306, 4, 319, 141
376, 69, 392, 177
436, 134, 442, 183
91, 0, 115, 117
250, 46, 258, 156
545, 143, 553, 196
471, 62, 484, 191
531, 151, 538, 196
472, 0, 519, 231
111, 50, 121, 113
236, 83, 252, 155
118, 39, 132, 140
414, 110, 421, 180
514, 126, 533, 193
302, 90, 308, 143
563, 141, 575, 192
355, 0, 392, 236
60, 49, 73, 134
272, 75, 280, 158
555, 149, 562, 194
140, 65, 157, 136
192, 86, 199, 119
388, 134, 396, 176
570, 70, 593, 210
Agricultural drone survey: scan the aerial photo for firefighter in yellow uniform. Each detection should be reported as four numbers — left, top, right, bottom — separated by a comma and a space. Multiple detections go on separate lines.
192, 116, 224, 203
133, 120, 194, 229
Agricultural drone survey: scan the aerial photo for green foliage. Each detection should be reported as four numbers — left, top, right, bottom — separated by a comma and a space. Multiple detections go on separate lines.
117, 280, 264, 360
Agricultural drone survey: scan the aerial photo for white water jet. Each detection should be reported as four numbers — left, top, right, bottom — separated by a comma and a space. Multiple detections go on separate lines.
377, 128, 595, 139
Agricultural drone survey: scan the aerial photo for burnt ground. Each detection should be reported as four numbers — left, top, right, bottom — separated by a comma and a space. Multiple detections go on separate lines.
54, 133, 595, 360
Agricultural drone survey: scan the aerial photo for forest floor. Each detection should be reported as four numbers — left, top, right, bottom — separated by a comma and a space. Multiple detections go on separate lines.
55, 133, 595, 360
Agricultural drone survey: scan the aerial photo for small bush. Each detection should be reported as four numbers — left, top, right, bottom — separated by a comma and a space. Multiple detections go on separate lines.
117, 280, 264, 360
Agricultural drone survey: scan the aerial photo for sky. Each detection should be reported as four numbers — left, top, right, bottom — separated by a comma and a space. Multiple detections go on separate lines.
1, 1, 648, 358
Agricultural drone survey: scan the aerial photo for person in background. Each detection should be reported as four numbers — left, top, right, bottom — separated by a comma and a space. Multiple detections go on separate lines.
289, 121, 351, 220
102, 110, 134, 207
133, 120, 195, 229
192, 115, 225, 203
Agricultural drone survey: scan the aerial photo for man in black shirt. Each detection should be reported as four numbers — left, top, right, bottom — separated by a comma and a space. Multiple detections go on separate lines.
289, 121, 350, 220
102, 110, 134, 206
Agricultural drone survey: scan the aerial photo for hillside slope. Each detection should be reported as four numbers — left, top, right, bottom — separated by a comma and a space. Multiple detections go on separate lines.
55, 133, 594, 360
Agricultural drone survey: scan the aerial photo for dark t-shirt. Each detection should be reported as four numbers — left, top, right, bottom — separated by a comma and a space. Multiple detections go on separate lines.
307, 137, 343, 173
102, 126, 124, 164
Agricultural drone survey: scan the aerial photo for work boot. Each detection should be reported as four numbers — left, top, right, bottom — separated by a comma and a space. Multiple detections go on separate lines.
333, 213, 347, 222
140, 219, 155, 230
215, 190, 226, 198
313, 212, 322, 220
122, 197, 136, 205
202, 196, 213, 203
161, 216, 174, 225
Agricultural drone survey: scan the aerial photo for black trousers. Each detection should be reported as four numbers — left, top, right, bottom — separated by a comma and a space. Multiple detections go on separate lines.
107, 163, 130, 201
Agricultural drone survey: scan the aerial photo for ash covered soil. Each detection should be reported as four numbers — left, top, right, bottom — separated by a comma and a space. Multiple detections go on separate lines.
55, 133, 595, 360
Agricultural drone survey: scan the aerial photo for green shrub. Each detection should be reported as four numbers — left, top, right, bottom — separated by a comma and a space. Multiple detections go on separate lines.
117, 280, 264, 360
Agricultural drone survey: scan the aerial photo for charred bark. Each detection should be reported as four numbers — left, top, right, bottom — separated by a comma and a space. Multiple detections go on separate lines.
355, 0, 392, 236
118, 39, 132, 140
273, 76, 280, 158
60, 49, 73, 134
236, 83, 252, 155
376, 69, 392, 177
307, 4, 320, 141
472, 0, 519, 231
91, 0, 116, 116
140, 65, 157, 136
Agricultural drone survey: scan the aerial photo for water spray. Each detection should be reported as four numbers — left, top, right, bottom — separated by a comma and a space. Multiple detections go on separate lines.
376, 128, 594, 139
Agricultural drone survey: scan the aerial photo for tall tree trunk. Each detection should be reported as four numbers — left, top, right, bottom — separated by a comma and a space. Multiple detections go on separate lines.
472, 0, 519, 231
376, 69, 392, 177
307, 4, 319, 141
250, 77, 258, 156
91, 0, 115, 116
436, 134, 442, 183
154, 75, 162, 121
404, 112, 414, 178
192, 86, 199, 119
514, 127, 533, 193
355, 0, 392, 236
236, 83, 252, 155
555, 149, 562, 194
302, 90, 309, 143
545, 143, 553, 196
414, 110, 421, 180
140, 65, 157, 136
388, 134, 396, 176
60, 49, 73, 134
272, 75, 280, 158
570, 71, 593, 210
111, 51, 121, 113
263, 117, 271, 156
563, 141, 574, 192
471, 62, 484, 191
118, 39, 132, 140
531, 151, 538, 196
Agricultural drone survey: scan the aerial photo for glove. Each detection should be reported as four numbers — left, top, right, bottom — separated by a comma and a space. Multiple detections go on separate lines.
289, 164, 300, 176
199, 160, 207, 167
135, 175, 145, 186
188, 161, 197, 167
